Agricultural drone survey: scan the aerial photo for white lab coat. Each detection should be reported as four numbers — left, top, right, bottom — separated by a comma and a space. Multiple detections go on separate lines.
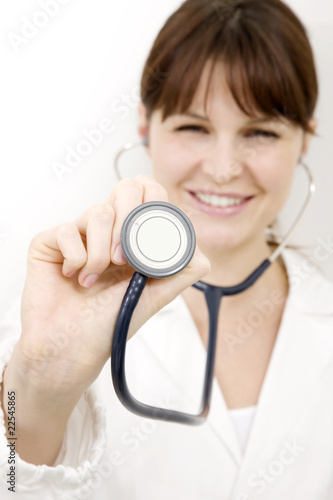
1, 248, 333, 500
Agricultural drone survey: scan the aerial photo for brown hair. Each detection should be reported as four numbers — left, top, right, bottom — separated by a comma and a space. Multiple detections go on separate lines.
140, 0, 318, 133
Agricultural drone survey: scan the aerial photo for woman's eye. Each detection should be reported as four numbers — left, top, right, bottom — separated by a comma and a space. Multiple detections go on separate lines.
176, 125, 207, 133
248, 130, 279, 138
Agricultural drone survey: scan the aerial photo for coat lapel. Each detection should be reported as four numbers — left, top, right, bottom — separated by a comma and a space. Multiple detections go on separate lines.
231, 249, 333, 491
236, 302, 333, 473
136, 249, 333, 475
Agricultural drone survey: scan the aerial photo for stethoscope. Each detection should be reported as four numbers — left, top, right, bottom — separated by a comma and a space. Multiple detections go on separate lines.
111, 139, 316, 425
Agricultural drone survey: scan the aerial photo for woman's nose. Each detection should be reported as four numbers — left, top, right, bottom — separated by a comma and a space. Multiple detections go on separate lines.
201, 138, 243, 184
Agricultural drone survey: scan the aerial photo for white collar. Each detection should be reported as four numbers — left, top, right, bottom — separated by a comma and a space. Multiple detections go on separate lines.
160, 247, 333, 316
281, 247, 333, 315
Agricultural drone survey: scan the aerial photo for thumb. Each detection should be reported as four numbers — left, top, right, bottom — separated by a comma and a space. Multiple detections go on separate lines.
141, 245, 211, 318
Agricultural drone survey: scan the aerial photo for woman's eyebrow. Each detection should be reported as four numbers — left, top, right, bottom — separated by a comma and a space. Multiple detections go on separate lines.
247, 116, 281, 125
175, 111, 210, 121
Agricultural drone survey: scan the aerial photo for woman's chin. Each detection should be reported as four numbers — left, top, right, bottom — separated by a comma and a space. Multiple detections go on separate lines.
194, 227, 267, 258
195, 236, 245, 257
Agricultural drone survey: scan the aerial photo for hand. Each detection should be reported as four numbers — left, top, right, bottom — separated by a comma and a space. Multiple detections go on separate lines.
15, 175, 211, 398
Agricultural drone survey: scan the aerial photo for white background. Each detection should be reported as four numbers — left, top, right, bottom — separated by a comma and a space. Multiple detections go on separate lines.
0, 0, 332, 319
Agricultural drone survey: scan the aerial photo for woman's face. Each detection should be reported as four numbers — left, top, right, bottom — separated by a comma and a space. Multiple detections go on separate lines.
138, 61, 315, 256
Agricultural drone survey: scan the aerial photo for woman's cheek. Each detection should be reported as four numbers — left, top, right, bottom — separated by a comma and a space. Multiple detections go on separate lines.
253, 147, 295, 191
154, 144, 196, 184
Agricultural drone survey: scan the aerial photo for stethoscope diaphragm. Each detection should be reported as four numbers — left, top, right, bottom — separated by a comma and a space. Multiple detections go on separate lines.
120, 201, 196, 278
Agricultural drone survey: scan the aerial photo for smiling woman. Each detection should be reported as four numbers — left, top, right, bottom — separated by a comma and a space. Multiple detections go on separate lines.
137, 0, 318, 275
1, 1, 332, 500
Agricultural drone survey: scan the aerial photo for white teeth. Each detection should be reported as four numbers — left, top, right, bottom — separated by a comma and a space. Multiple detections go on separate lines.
194, 193, 246, 207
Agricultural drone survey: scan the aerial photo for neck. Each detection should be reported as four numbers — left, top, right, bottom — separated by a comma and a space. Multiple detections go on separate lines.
181, 234, 289, 357
190, 233, 289, 311
197, 233, 273, 287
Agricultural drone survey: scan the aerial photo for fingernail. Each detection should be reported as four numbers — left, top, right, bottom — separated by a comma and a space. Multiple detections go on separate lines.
82, 273, 99, 288
113, 244, 126, 264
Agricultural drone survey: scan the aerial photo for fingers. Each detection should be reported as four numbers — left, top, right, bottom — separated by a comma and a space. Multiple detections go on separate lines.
76, 204, 115, 287
147, 244, 211, 314
28, 223, 88, 278
128, 245, 211, 339
30, 176, 171, 287
66, 175, 169, 286
29, 177, 171, 290
57, 224, 88, 278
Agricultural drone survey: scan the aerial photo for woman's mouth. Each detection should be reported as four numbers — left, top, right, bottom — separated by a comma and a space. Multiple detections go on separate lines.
188, 190, 254, 217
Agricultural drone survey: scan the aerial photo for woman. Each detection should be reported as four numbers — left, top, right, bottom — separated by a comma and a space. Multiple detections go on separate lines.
1, 0, 332, 498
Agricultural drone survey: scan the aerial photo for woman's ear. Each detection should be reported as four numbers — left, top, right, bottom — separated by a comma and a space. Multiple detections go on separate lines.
300, 118, 318, 157
138, 102, 150, 142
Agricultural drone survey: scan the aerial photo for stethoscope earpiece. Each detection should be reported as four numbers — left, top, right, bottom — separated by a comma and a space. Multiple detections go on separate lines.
120, 201, 196, 278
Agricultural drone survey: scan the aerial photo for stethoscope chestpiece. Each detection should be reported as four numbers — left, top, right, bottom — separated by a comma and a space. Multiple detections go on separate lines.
120, 201, 196, 278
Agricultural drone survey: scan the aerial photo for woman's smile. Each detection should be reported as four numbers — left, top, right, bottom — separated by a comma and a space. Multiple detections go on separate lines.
187, 189, 255, 217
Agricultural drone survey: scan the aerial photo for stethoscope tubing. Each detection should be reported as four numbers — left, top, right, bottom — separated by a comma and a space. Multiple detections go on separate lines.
111, 272, 209, 425
111, 258, 272, 424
